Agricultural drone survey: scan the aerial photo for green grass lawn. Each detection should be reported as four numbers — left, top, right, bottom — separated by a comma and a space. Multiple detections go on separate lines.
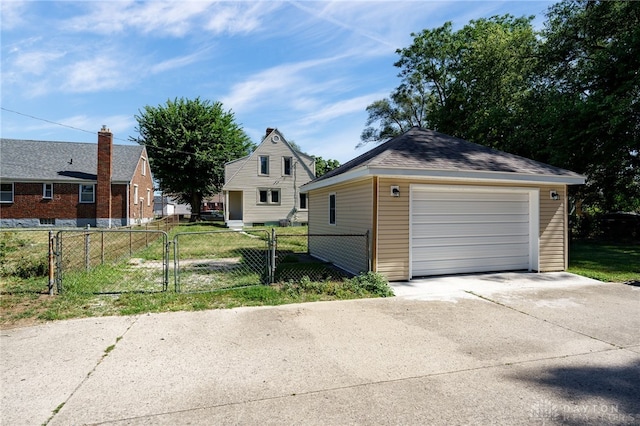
569, 240, 640, 283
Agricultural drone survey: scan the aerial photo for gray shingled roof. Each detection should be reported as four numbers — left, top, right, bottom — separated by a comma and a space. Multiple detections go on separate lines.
0, 138, 144, 183
308, 127, 585, 186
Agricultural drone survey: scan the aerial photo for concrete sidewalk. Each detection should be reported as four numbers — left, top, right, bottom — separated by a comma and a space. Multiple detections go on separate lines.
1, 273, 639, 425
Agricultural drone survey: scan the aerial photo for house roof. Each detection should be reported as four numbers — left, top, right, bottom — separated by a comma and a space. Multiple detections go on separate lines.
0, 138, 145, 183
303, 127, 586, 191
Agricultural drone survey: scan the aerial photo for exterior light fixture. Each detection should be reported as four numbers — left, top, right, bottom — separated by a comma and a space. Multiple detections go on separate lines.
391, 186, 400, 197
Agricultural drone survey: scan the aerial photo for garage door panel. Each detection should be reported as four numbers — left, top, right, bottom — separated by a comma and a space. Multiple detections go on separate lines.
412, 255, 530, 276
412, 235, 529, 247
411, 186, 532, 277
413, 222, 529, 238
413, 191, 528, 203
414, 201, 529, 215
412, 213, 529, 224
412, 243, 529, 262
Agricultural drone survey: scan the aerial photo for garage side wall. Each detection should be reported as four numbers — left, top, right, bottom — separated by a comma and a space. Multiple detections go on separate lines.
307, 178, 373, 275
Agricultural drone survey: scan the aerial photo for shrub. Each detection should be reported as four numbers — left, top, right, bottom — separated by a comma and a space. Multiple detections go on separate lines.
15, 259, 48, 279
347, 272, 394, 297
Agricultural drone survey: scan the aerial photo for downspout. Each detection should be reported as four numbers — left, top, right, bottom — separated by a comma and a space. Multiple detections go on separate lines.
126, 183, 130, 226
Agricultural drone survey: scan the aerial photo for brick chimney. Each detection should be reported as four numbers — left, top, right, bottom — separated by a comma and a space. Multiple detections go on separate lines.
265, 128, 275, 138
96, 125, 112, 227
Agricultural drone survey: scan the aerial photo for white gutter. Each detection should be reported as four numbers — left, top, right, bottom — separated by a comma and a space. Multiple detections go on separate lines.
302, 166, 586, 192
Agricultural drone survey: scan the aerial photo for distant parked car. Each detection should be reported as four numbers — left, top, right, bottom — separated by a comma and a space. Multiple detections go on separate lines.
598, 212, 640, 241
200, 210, 223, 221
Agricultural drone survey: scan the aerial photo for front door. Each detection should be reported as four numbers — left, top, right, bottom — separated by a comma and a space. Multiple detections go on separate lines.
228, 191, 243, 221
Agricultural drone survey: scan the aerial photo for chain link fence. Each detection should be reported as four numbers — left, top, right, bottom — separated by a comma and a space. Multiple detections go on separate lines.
56, 229, 169, 294
173, 230, 270, 293
273, 232, 369, 283
2, 221, 371, 296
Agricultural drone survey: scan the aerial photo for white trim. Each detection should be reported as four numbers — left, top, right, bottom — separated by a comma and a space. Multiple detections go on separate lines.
409, 184, 539, 279
79, 184, 95, 203
303, 166, 586, 192
43, 183, 53, 199
133, 184, 139, 205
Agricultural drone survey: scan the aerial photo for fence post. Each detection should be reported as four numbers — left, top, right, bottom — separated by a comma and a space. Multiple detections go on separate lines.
270, 228, 276, 284
48, 230, 55, 296
365, 230, 370, 272
84, 224, 90, 271
101, 231, 105, 265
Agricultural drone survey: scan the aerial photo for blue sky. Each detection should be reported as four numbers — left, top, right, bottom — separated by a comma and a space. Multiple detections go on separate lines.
1, 0, 554, 164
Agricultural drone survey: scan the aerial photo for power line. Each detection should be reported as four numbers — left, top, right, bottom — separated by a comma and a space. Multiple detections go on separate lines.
0, 106, 228, 158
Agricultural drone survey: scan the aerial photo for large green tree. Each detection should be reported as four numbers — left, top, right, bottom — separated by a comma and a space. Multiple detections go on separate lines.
363, 2, 639, 212
535, 0, 640, 211
361, 15, 538, 153
133, 97, 254, 220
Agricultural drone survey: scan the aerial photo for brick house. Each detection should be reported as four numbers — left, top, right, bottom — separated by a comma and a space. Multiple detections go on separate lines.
0, 127, 154, 228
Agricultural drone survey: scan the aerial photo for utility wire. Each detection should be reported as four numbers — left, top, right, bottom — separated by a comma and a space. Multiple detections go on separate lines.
0, 106, 204, 157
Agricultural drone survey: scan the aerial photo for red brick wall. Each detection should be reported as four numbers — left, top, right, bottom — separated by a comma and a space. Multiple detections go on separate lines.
0, 183, 96, 219
128, 151, 154, 221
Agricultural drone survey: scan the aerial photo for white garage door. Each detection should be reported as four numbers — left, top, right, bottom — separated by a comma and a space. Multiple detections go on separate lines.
411, 186, 533, 277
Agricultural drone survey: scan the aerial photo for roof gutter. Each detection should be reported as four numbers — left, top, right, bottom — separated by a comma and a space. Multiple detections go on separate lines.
301, 166, 587, 192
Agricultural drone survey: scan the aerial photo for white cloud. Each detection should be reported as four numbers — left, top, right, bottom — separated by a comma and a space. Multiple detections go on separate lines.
0, 0, 28, 31
61, 0, 276, 37
13, 50, 67, 75
150, 50, 208, 74
61, 56, 134, 93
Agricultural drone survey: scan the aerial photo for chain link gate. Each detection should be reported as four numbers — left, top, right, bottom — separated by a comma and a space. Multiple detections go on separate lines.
173, 230, 270, 293
55, 229, 169, 294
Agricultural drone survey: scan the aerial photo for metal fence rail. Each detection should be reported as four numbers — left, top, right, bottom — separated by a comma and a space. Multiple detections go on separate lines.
56, 229, 169, 294
173, 230, 270, 293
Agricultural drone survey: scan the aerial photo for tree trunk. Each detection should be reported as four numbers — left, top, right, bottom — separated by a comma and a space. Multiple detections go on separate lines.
189, 192, 202, 222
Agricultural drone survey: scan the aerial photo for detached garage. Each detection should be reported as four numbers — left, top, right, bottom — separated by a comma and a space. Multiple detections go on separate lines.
301, 127, 586, 281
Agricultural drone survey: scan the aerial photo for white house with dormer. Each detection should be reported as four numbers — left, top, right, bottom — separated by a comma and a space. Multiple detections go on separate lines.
222, 128, 315, 229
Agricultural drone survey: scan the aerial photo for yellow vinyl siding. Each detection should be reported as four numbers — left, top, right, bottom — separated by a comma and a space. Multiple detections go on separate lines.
308, 178, 373, 274
377, 178, 410, 281
539, 185, 567, 271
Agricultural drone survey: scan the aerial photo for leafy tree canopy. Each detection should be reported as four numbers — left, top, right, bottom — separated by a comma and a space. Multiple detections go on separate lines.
314, 156, 340, 177
362, 1, 639, 212
132, 97, 254, 220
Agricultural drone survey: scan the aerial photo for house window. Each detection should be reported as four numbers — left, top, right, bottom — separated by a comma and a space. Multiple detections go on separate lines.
1, 183, 14, 203
79, 184, 95, 203
39, 218, 55, 226
43, 183, 53, 199
283, 157, 292, 176
299, 193, 307, 210
257, 188, 280, 205
147, 189, 151, 206
134, 185, 139, 205
259, 156, 269, 175
329, 193, 336, 225
141, 158, 147, 176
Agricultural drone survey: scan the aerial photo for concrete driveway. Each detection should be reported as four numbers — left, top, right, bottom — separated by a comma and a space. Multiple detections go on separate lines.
1, 273, 639, 425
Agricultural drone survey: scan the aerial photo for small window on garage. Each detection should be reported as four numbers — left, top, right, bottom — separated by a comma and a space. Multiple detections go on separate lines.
299, 193, 307, 210
329, 193, 336, 225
